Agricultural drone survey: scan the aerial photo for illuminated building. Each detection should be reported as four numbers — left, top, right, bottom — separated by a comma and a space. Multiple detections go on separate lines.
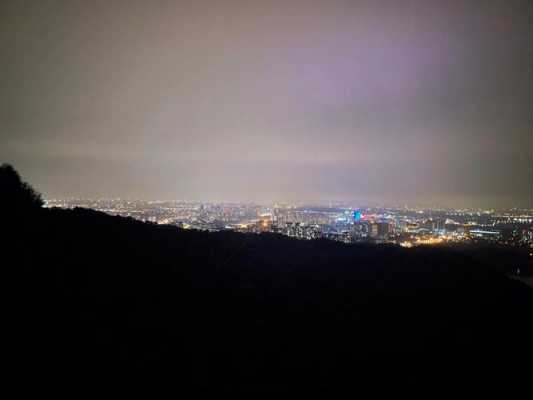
369, 223, 379, 238
377, 221, 391, 238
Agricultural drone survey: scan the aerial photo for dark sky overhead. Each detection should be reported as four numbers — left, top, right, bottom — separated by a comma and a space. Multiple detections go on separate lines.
1, 0, 532, 207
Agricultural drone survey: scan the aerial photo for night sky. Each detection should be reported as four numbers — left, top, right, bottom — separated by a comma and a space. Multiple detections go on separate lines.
1, 0, 532, 207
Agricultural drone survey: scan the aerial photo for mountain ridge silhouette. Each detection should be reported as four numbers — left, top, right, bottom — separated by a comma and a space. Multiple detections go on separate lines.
3, 164, 532, 393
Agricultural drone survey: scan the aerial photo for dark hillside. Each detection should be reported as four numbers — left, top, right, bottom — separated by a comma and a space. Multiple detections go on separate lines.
3, 164, 532, 393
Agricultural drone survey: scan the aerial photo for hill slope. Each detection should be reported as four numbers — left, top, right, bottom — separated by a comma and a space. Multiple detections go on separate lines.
3, 165, 532, 392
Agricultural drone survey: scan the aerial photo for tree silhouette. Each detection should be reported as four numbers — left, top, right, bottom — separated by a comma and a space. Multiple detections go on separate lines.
0, 163, 43, 212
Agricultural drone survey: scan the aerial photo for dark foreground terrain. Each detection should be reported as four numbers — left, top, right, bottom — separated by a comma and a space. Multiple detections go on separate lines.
3, 165, 532, 393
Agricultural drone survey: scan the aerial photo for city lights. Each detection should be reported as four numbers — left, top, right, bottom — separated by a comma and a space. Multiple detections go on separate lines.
45, 199, 533, 248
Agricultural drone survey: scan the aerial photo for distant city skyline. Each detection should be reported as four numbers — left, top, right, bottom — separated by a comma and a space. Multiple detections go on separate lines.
43, 195, 532, 213
45, 197, 533, 248
1, 1, 532, 208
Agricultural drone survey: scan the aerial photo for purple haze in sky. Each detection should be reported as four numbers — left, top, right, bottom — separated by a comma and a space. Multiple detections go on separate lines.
1, 0, 532, 207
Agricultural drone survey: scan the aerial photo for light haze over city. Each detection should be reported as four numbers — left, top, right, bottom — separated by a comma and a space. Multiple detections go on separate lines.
1, 0, 532, 207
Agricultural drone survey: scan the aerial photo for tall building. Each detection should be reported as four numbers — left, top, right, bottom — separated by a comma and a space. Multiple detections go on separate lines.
352, 220, 371, 240
369, 222, 379, 238
377, 221, 390, 238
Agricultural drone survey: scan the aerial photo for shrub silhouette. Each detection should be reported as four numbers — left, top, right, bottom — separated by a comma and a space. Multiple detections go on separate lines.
0, 163, 43, 212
